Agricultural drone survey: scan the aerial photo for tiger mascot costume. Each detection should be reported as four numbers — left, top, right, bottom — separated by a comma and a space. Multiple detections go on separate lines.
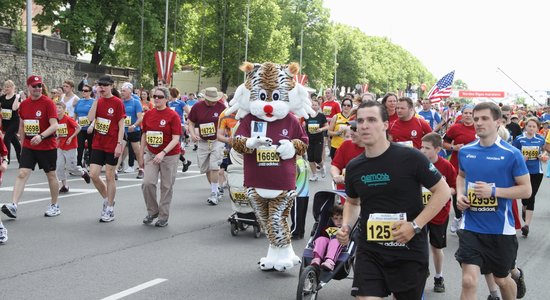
228, 62, 315, 271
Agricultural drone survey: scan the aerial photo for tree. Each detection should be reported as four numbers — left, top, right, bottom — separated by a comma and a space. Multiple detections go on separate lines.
0, 0, 25, 28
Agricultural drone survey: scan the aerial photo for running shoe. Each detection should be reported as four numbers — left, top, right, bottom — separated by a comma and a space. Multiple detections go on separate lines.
310, 257, 321, 266
521, 206, 526, 222
82, 170, 91, 184
59, 186, 69, 193
100, 207, 115, 222
155, 219, 168, 227
44, 204, 61, 217
218, 187, 224, 195
143, 213, 158, 225
207, 192, 219, 205
521, 225, 529, 237
450, 217, 461, 233
320, 165, 326, 178
514, 267, 526, 298
124, 166, 135, 173
136, 169, 144, 179
182, 160, 191, 172
321, 258, 335, 271
114, 171, 118, 181
1, 203, 17, 218
117, 163, 125, 173
434, 276, 445, 293
0, 226, 7, 244
487, 295, 500, 300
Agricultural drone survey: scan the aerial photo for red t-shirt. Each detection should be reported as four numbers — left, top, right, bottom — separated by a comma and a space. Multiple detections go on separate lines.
443, 122, 476, 171
92, 96, 126, 153
429, 157, 457, 225
321, 100, 341, 119
187, 101, 226, 140
57, 115, 78, 150
18, 95, 58, 150
389, 116, 432, 149
388, 112, 398, 127
332, 139, 364, 190
235, 114, 309, 190
141, 108, 182, 155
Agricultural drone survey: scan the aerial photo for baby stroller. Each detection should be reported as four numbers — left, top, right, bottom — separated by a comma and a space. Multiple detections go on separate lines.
226, 149, 261, 238
296, 190, 358, 300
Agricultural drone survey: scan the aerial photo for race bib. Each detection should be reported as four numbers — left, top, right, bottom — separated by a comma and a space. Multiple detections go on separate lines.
23, 119, 40, 136
307, 123, 320, 134
231, 191, 248, 205
1, 109, 12, 120
199, 122, 216, 137
124, 116, 132, 127
397, 140, 414, 148
145, 131, 163, 147
322, 106, 332, 116
94, 117, 111, 135
521, 146, 539, 160
56, 123, 68, 137
256, 145, 279, 167
78, 116, 90, 127
467, 182, 497, 212
421, 186, 432, 206
366, 213, 407, 243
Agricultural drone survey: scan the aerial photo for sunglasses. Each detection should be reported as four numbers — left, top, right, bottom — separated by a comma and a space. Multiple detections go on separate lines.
153, 95, 165, 99
97, 83, 111, 87
82, 89, 90, 92
31, 83, 43, 88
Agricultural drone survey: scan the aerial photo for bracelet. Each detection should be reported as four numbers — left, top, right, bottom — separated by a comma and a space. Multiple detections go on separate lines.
491, 186, 496, 198
162, 149, 168, 154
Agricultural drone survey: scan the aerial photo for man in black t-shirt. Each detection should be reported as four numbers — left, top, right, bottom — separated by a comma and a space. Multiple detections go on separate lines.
501, 105, 522, 141
337, 101, 451, 300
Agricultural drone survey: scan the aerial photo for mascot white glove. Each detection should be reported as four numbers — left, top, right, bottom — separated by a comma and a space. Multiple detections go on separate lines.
245, 136, 273, 149
276, 139, 295, 160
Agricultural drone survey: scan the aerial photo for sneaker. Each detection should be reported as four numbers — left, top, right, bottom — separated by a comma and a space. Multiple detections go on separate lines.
513, 268, 526, 299
117, 163, 125, 173
1, 203, 17, 218
44, 204, 61, 217
321, 258, 335, 271
82, 170, 91, 184
155, 219, 168, 227
218, 187, 224, 195
124, 166, 135, 173
309, 175, 318, 181
320, 165, 326, 178
182, 160, 191, 172
0, 226, 7, 244
310, 257, 321, 266
521, 225, 529, 237
207, 192, 219, 205
143, 213, 158, 224
136, 169, 144, 179
100, 207, 115, 222
450, 217, 460, 233
59, 186, 69, 193
487, 295, 501, 300
434, 276, 445, 293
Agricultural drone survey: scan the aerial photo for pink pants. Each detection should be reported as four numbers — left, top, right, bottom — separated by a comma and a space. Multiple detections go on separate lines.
313, 236, 342, 262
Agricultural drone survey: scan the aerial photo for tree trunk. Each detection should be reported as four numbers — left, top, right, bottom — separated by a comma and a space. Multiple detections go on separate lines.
90, 21, 119, 65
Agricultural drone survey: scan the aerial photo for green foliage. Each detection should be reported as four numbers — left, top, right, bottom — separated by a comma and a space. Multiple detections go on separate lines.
0, 0, 25, 28
10, 16, 26, 53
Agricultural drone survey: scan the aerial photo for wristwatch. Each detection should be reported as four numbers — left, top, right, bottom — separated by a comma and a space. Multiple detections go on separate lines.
411, 220, 422, 234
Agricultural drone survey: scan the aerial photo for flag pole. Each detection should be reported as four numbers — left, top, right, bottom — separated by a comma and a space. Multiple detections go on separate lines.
497, 67, 543, 106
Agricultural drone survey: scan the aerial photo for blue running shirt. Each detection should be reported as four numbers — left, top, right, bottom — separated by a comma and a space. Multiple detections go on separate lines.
512, 133, 545, 174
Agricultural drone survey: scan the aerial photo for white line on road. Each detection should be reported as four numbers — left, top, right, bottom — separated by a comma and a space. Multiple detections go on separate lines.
0, 187, 97, 192
100, 278, 168, 300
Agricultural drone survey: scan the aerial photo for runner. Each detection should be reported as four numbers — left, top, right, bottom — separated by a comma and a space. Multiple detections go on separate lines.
0, 131, 9, 243
87, 75, 126, 223
304, 99, 328, 181
389, 97, 432, 149
327, 98, 353, 159
455, 102, 531, 300
74, 84, 95, 168
116, 82, 144, 178
381, 93, 398, 126
139, 86, 182, 227
0, 80, 22, 164
1, 75, 60, 218
187, 87, 226, 205
418, 98, 443, 131
60, 80, 79, 118
216, 102, 239, 194
336, 101, 451, 300
512, 117, 548, 237
167, 87, 192, 173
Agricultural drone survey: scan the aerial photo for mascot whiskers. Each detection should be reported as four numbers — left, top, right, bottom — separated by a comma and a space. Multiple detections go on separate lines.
228, 62, 314, 271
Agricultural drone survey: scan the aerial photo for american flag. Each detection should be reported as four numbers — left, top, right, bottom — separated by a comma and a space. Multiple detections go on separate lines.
427, 70, 454, 103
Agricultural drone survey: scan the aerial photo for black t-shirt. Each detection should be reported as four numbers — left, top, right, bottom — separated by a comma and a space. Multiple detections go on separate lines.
0, 94, 19, 122
506, 122, 522, 141
304, 113, 327, 143
345, 143, 442, 262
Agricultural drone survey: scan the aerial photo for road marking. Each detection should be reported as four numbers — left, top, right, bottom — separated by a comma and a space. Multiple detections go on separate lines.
100, 278, 167, 300
14, 174, 204, 206
0, 187, 97, 192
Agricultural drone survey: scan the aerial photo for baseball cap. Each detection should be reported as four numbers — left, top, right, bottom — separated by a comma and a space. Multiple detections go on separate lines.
27, 75, 43, 86
97, 75, 114, 85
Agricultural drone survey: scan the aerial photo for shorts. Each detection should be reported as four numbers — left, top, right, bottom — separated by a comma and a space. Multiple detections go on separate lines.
427, 218, 448, 249
19, 148, 57, 173
124, 131, 141, 143
90, 149, 119, 166
455, 229, 518, 278
220, 147, 232, 170
197, 140, 224, 173
307, 141, 323, 163
330, 147, 338, 160
352, 248, 428, 299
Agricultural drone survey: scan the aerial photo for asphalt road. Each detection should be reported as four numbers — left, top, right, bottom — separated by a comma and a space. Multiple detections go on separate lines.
0, 155, 548, 300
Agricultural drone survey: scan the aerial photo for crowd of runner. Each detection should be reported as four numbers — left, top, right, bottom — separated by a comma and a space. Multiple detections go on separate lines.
1, 75, 550, 299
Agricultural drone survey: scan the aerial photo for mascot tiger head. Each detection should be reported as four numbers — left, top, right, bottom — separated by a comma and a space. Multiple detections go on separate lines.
226, 62, 315, 122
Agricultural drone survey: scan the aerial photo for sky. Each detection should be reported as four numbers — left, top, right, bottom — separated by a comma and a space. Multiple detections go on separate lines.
323, 0, 550, 95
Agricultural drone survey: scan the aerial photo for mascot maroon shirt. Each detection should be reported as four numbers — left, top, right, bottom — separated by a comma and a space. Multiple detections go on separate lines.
236, 114, 308, 190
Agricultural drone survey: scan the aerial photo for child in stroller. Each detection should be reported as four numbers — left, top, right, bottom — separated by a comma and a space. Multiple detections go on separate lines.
310, 204, 343, 271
